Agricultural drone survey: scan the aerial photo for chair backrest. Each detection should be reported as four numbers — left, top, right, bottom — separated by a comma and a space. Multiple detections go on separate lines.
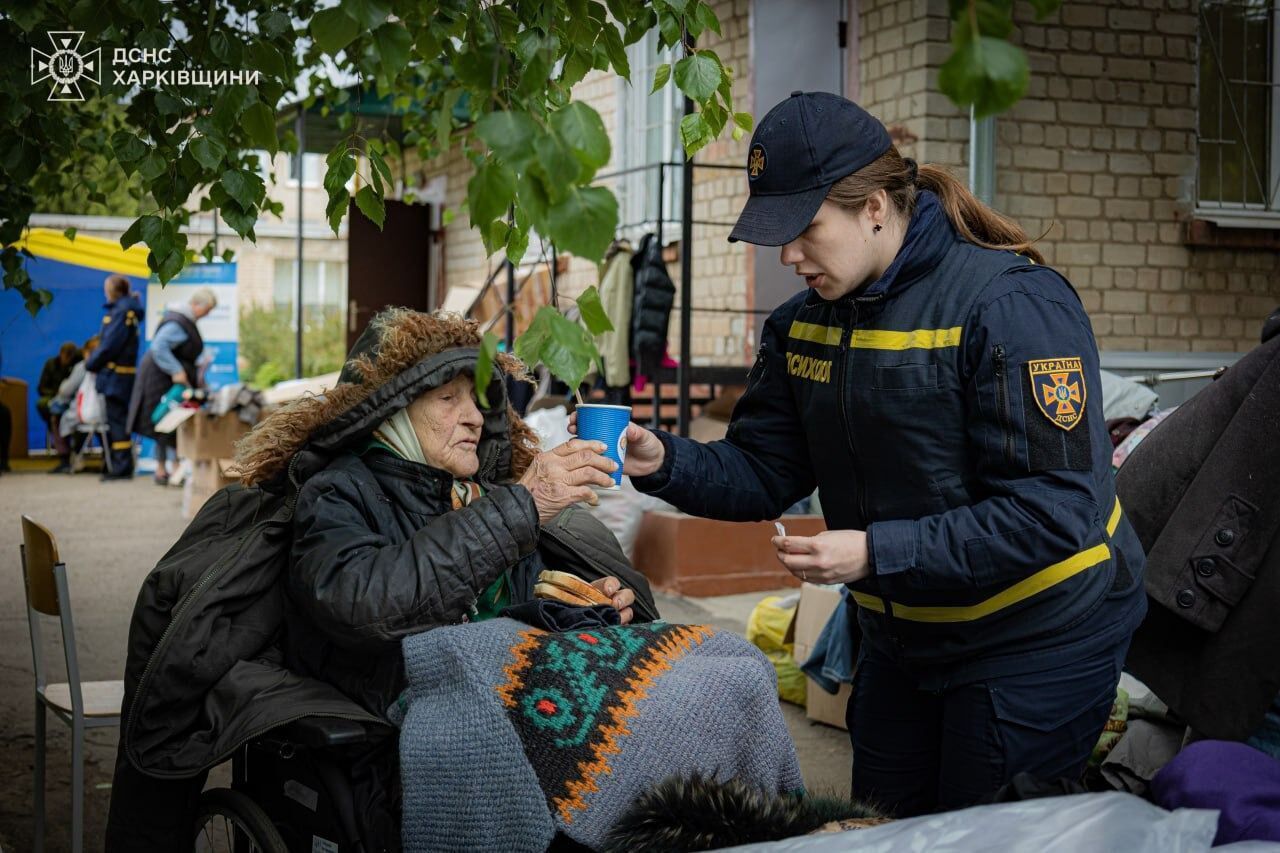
20, 516, 84, 706
21, 516, 60, 616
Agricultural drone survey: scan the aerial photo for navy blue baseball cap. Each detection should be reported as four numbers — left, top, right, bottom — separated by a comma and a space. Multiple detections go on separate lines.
728, 91, 892, 246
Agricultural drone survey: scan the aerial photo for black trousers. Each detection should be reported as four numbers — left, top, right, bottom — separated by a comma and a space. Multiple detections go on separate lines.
104, 394, 134, 474
848, 638, 1126, 818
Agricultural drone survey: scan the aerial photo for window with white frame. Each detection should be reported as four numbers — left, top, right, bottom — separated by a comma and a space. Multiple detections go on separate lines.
287, 152, 324, 188
1197, 0, 1278, 216
616, 30, 683, 242
272, 258, 347, 310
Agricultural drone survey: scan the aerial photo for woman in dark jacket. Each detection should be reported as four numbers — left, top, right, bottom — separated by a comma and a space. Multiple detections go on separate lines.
235, 307, 639, 720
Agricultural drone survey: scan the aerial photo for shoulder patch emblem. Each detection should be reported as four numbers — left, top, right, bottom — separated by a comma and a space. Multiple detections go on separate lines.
1028, 356, 1086, 431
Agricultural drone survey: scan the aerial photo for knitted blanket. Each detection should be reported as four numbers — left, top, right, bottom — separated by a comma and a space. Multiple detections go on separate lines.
399, 618, 804, 852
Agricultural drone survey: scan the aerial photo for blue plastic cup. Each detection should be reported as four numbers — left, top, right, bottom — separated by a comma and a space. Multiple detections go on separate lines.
575, 403, 631, 489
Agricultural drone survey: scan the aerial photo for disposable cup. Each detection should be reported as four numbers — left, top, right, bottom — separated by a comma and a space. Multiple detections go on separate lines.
575, 403, 631, 489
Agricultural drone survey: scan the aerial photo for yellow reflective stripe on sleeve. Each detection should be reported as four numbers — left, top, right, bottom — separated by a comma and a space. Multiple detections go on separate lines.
788, 321, 843, 347
849, 327, 962, 350
853, 499, 1124, 623
106, 363, 136, 374
111, 440, 134, 450
1107, 497, 1122, 537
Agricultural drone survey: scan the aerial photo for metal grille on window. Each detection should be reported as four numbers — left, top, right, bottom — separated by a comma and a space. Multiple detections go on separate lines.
617, 29, 683, 243
1198, 0, 1277, 212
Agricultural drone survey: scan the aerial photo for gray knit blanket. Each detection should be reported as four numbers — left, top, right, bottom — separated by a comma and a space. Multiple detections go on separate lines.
399, 617, 804, 852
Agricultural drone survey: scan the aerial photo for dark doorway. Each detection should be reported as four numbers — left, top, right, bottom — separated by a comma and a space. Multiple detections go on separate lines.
346, 198, 434, 350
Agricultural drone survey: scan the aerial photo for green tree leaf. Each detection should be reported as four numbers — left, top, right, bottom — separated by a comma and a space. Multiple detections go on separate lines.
220, 201, 258, 239
938, 35, 1029, 118
544, 185, 617, 261
312, 7, 361, 55
473, 332, 500, 408
515, 307, 593, 388
599, 23, 630, 80
534, 133, 582, 199
354, 185, 386, 228
63, 227, 77, 242
344, 0, 390, 30
694, 2, 722, 35
549, 102, 611, 174
576, 285, 614, 335
189, 136, 227, 171
467, 158, 517, 230
475, 111, 539, 169
674, 52, 720, 101
110, 131, 147, 165
221, 168, 265, 209
680, 112, 712, 154
259, 10, 292, 38
241, 103, 278, 156
373, 23, 413, 80
651, 63, 671, 94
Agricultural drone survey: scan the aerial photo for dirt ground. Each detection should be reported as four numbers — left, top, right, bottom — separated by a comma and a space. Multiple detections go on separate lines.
0, 469, 850, 852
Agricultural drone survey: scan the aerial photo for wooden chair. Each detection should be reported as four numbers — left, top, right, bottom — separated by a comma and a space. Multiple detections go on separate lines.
20, 515, 124, 853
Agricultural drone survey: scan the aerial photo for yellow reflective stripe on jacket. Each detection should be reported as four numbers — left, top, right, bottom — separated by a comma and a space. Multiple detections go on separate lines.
111, 440, 134, 450
852, 498, 1124, 623
849, 327, 962, 351
106, 363, 136, 374
788, 321, 843, 347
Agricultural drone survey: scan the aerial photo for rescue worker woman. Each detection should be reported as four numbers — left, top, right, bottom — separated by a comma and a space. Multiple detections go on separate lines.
574, 92, 1147, 816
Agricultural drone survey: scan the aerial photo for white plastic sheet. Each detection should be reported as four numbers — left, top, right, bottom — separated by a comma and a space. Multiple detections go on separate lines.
722, 793, 1219, 853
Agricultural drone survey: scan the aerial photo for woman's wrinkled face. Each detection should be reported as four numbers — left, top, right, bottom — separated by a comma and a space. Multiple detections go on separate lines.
406, 374, 485, 478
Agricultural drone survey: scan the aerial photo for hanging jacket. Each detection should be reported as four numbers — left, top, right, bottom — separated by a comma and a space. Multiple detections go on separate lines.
85, 293, 143, 399
634, 191, 1146, 684
630, 233, 675, 377
596, 246, 635, 387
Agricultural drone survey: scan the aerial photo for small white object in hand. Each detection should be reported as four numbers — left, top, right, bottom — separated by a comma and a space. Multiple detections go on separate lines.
774, 521, 787, 538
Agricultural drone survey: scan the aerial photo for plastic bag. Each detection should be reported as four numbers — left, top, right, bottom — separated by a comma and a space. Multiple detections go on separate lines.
75, 372, 103, 425
723, 792, 1219, 853
746, 594, 806, 707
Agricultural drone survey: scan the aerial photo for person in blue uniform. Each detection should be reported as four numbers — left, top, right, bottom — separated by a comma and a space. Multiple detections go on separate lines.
85, 275, 144, 480
575, 92, 1147, 816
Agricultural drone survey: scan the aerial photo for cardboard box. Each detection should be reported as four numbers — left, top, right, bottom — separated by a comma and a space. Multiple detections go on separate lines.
791, 583, 852, 730
182, 458, 240, 518
631, 511, 827, 596
177, 411, 251, 460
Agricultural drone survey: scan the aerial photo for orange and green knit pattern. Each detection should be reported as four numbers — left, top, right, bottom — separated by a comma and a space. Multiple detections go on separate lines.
496, 624, 715, 824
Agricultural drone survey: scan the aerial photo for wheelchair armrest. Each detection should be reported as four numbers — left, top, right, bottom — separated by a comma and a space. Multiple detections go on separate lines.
276, 716, 372, 749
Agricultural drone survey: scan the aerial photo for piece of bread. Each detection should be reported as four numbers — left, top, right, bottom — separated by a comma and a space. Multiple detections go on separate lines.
535, 570, 613, 607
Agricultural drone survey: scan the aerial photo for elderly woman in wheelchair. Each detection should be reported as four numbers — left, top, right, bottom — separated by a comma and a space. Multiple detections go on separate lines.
108, 310, 802, 853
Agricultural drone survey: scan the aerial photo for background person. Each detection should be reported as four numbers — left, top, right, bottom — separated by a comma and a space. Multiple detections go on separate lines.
84, 274, 143, 480
127, 287, 216, 485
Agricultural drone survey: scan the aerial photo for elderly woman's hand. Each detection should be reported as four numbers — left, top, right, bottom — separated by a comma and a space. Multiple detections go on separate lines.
518, 439, 617, 524
591, 577, 636, 624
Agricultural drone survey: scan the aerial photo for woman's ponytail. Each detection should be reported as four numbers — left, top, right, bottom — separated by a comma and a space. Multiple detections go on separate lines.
826, 148, 1045, 265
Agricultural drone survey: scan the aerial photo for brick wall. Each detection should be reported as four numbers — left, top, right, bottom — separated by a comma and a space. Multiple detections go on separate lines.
402, 0, 757, 366
857, 0, 1280, 353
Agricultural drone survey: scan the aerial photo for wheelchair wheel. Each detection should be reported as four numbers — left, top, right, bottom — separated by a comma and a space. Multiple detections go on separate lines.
193, 787, 287, 853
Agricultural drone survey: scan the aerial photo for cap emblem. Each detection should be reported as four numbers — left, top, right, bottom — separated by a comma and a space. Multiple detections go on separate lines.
748, 144, 766, 180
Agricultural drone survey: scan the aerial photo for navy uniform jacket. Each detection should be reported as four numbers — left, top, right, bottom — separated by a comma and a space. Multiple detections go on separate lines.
635, 192, 1146, 684
86, 294, 144, 399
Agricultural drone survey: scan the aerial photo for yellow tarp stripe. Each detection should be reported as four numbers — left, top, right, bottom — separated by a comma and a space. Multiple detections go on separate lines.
15, 228, 150, 278
853, 499, 1124, 623
850, 327, 962, 351
788, 321, 843, 347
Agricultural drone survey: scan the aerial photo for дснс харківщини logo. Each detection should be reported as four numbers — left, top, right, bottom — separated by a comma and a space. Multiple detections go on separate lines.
31, 31, 101, 102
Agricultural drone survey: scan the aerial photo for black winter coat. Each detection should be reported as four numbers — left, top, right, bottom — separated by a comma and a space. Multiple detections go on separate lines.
1118, 333, 1280, 740
630, 233, 675, 376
